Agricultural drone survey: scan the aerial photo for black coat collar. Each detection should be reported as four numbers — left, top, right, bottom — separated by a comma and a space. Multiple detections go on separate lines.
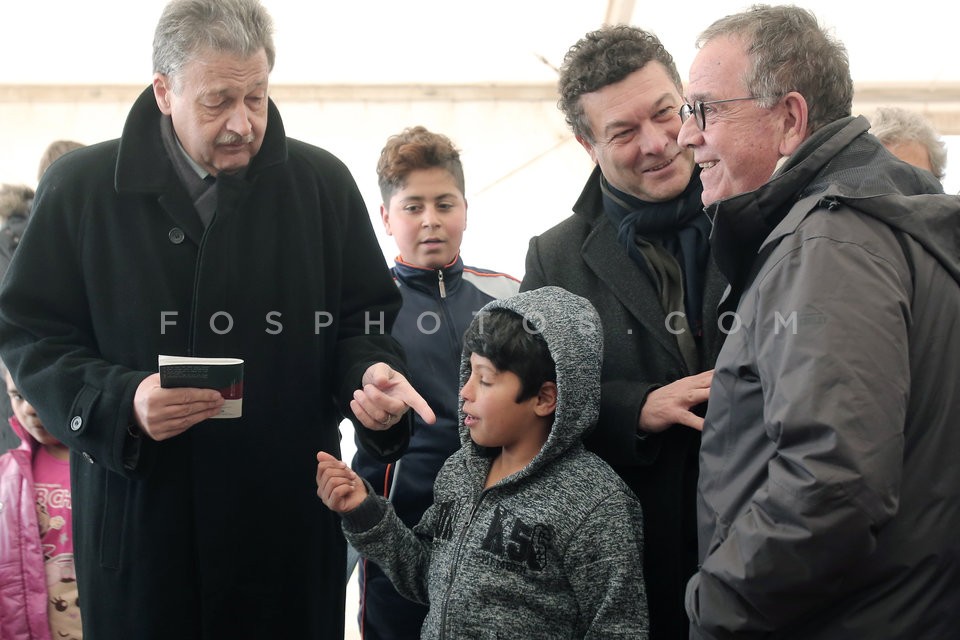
115, 86, 288, 194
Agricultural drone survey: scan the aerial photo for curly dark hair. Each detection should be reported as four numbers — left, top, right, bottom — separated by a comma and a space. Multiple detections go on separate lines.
558, 25, 682, 142
376, 126, 465, 204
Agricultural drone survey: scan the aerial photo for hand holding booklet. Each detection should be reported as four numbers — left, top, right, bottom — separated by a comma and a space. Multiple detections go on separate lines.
158, 355, 244, 419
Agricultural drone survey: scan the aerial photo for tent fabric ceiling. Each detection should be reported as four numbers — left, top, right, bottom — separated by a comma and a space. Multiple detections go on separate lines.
3, 1, 957, 86
3, 1, 958, 132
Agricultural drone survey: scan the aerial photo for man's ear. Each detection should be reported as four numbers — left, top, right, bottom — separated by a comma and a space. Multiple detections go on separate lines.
153, 73, 174, 116
779, 91, 809, 157
534, 381, 558, 417
576, 134, 599, 165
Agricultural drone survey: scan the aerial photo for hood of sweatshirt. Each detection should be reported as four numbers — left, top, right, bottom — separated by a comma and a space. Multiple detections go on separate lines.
457, 286, 602, 480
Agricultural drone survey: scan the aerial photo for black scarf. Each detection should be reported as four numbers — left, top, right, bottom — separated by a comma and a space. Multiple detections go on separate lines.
602, 168, 711, 338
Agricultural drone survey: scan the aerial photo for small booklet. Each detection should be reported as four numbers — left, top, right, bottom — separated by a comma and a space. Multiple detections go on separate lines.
158, 355, 244, 419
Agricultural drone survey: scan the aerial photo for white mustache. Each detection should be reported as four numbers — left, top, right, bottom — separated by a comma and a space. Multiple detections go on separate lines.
216, 133, 255, 145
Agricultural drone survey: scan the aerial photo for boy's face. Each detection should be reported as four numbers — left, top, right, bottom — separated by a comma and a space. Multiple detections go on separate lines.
381, 167, 467, 269
460, 354, 548, 452
4, 370, 60, 446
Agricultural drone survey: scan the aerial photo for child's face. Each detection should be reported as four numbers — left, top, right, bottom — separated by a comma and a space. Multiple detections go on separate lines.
382, 167, 467, 269
4, 370, 60, 446
460, 354, 546, 451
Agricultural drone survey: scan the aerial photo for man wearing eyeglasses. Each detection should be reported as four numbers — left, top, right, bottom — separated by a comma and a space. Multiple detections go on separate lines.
678, 5, 960, 639
521, 25, 727, 640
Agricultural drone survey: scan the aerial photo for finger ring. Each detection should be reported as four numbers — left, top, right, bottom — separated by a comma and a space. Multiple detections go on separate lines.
380, 413, 394, 425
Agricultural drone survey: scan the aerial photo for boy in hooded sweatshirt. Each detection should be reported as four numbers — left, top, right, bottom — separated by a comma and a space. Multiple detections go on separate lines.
351, 125, 519, 639
318, 286, 649, 639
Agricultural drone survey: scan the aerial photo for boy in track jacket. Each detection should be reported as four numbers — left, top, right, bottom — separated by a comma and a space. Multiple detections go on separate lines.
320, 286, 649, 639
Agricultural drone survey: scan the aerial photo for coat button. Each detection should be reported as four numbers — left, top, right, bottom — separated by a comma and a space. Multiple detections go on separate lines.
168, 228, 185, 244
70, 416, 83, 431
82, 452, 95, 464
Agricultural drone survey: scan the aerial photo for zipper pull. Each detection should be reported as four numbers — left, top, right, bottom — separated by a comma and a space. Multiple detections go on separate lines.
437, 269, 447, 298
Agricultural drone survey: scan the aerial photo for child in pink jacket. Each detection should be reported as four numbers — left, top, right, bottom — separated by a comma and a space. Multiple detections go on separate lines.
0, 361, 82, 639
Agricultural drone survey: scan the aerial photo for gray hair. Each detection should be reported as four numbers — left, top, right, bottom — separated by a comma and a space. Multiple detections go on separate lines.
153, 0, 275, 90
697, 4, 852, 134
558, 25, 682, 142
870, 106, 947, 180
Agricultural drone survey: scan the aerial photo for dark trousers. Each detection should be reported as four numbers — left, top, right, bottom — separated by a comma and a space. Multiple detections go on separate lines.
356, 557, 428, 640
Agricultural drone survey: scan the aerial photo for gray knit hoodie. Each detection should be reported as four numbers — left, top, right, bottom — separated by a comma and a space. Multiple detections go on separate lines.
342, 286, 649, 639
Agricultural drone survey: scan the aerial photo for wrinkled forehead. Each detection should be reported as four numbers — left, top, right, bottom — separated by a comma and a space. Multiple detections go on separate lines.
685, 35, 751, 102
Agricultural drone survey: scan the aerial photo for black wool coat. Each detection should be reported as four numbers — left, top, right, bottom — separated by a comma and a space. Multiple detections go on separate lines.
0, 87, 409, 640
521, 166, 726, 640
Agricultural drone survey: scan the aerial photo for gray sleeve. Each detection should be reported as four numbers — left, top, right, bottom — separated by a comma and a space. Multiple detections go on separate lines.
342, 491, 435, 605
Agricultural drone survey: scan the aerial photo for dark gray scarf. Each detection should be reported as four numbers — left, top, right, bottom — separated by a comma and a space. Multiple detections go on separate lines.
160, 115, 217, 227
602, 169, 710, 370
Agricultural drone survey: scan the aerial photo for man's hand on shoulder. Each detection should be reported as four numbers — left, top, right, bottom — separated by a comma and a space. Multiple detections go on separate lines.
639, 369, 714, 433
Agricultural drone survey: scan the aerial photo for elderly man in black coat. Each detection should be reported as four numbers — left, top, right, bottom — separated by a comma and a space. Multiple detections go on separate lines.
0, 1, 432, 638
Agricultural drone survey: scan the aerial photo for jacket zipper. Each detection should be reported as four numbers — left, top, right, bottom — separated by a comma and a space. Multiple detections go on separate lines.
439, 491, 486, 639
437, 269, 446, 299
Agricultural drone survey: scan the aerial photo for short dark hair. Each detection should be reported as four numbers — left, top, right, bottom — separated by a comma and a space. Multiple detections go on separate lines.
463, 309, 555, 402
558, 25, 682, 142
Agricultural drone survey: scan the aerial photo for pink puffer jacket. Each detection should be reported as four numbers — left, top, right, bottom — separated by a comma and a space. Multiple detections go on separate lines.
0, 417, 52, 640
